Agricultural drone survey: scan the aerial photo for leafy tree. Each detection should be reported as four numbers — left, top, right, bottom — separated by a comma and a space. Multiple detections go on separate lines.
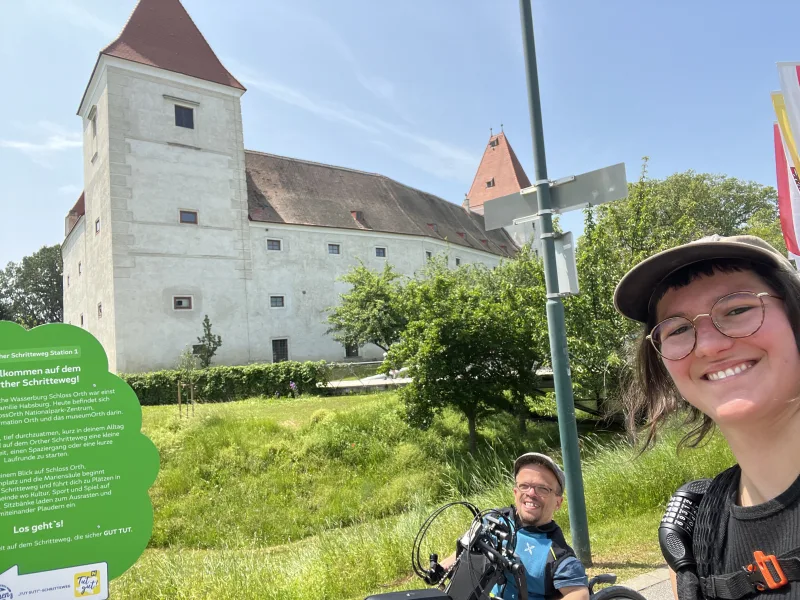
563, 159, 786, 410
326, 262, 408, 353
384, 251, 547, 453
195, 315, 222, 368
0, 244, 63, 328
177, 345, 200, 383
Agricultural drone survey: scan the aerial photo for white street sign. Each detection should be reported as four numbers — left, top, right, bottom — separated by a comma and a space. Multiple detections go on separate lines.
483, 162, 628, 231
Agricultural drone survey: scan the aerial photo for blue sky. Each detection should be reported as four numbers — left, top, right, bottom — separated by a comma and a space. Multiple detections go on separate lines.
0, 0, 796, 267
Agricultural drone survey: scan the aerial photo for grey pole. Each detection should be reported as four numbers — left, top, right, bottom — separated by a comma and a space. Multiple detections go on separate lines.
518, 0, 592, 564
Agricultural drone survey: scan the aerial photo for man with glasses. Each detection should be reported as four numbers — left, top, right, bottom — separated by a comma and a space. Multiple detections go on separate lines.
441, 453, 589, 600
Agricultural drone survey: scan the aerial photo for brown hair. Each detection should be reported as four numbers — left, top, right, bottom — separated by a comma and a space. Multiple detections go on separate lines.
625, 258, 800, 449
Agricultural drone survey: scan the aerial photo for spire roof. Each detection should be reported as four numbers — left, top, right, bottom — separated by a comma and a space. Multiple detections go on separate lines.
465, 132, 531, 214
99, 0, 244, 90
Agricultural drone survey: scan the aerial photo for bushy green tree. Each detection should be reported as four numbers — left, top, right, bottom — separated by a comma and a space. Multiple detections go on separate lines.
0, 244, 63, 328
384, 251, 547, 453
326, 262, 408, 352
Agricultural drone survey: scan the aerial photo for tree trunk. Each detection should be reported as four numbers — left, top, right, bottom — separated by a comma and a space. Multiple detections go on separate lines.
468, 413, 477, 454
518, 409, 527, 434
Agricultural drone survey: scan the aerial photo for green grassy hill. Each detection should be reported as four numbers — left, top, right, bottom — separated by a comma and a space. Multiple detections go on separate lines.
114, 392, 734, 599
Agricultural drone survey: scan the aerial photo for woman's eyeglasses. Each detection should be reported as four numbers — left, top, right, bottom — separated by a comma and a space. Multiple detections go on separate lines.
647, 291, 780, 361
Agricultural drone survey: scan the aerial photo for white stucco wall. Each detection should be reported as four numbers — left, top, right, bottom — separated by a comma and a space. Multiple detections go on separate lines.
96, 61, 251, 373
62, 71, 118, 369
246, 223, 505, 363
62, 219, 88, 328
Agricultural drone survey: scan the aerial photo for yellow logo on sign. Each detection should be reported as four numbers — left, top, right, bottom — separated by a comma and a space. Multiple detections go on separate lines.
74, 570, 102, 597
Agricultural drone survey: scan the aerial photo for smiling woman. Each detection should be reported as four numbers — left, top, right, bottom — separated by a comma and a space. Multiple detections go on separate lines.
615, 235, 800, 600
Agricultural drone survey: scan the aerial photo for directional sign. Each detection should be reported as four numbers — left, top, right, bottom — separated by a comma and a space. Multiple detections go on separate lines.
484, 162, 628, 231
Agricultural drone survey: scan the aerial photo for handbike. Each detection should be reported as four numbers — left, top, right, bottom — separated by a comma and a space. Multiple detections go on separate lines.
364, 501, 648, 600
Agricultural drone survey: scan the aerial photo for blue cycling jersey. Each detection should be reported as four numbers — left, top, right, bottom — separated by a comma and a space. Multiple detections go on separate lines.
491, 524, 588, 600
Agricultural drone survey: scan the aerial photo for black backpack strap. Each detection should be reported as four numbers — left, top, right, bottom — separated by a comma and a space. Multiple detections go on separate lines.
667, 466, 740, 600
543, 524, 577, 599
694, 466, 740, 580
701, 552, 800, 599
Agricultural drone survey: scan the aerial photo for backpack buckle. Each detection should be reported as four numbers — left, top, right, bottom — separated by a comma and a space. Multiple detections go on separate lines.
746, 551, 788, 591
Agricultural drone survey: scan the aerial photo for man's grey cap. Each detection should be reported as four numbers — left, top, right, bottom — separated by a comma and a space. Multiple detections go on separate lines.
614, 234, 797, 323
513, 452, 565, 491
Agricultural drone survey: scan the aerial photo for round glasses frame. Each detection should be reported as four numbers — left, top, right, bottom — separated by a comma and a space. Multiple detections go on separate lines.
515, 483, 555, 497
646, 291, 780, 361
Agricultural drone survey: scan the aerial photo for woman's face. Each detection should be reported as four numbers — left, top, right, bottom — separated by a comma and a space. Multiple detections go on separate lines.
655, 269, 800, 426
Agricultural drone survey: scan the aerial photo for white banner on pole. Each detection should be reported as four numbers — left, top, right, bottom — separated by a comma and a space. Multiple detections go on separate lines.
778, 63, 800, 170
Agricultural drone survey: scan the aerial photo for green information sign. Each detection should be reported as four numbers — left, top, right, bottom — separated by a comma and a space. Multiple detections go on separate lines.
0, 321, 159, 599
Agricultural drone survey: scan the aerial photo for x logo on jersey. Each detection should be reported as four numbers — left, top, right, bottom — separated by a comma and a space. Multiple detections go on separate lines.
525, 542, 535, 554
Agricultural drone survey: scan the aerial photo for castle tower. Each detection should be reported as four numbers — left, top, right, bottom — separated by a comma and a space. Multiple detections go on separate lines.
464, 132, 532, 215
464, 131, 537, 248
64, 0, 251, 372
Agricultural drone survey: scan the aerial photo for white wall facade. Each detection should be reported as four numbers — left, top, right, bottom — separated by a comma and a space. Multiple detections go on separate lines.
245, 223, 504, 364
66, 57, 509, 373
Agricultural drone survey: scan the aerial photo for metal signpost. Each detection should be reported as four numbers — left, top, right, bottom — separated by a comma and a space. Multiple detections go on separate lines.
482, 0, 629, 565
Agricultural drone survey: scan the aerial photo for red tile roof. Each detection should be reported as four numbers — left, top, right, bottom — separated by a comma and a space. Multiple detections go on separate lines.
84, 0, 244, 106
245, 151, 517, 258
465, 133, 531, 214
65, 192, 85, 237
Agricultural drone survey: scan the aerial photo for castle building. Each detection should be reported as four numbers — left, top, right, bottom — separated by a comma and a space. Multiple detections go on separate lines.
62, 0, 530, 373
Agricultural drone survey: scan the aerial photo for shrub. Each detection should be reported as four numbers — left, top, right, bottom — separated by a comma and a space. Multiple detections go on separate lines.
121, 361, 331, 406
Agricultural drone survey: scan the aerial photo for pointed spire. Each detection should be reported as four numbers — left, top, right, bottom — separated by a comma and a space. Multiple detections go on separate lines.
464, 132, 532, 215
101, 0, 244, 90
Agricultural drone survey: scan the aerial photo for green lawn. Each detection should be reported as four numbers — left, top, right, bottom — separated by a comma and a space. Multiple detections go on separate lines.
111, 392, 733, 599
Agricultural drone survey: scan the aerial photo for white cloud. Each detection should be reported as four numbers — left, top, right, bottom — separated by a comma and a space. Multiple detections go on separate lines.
0, 135, 82, 153
237, 67, 476, 183
238, 72, 380, 135
0, 122, 82, 167
266, 3, 406, 111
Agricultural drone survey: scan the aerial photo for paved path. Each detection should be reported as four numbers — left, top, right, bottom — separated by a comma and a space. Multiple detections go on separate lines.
623, 567, 672, 600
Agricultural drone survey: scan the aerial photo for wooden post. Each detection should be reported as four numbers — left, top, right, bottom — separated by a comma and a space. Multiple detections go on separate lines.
177, 381, 183, 418
190, 382, 195, 416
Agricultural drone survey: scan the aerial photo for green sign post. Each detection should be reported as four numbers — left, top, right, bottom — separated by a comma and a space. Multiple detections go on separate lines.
0, 321, 159, 599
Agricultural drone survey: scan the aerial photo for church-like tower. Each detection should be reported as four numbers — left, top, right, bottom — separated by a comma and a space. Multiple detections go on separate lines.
63, 0, 251, 372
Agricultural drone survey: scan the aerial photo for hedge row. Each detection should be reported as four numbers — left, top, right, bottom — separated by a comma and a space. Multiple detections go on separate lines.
120, 361, 331, 406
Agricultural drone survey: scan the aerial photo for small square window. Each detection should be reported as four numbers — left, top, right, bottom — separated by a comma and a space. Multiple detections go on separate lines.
272, 339, 289, 363
486, 178, 495, 188
97, 303, 103, 319
270, 295, 285, 308
175, 105, 194, 129
456, 257, 461, 266
173, 296, 193, 310
267, 239, 282, 251
180, 210, 198, 225
345, 343, 359, 358
78, 262, 82, 275
426, 251, 432, 260
375, 247, 387, 258
489, 138, 499, 148
328, 243, 341, 255
95, 218, 101, 234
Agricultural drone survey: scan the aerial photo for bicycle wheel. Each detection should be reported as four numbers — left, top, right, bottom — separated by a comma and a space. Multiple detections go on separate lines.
591, 585, 648, 600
